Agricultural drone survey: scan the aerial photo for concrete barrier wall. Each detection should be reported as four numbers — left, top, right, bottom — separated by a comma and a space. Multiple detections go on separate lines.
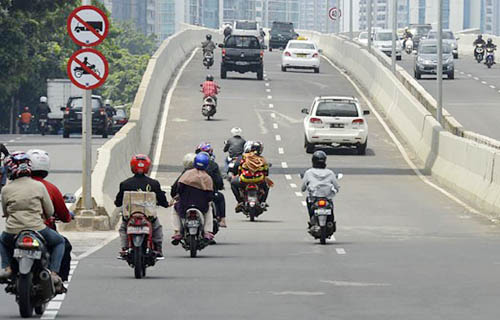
88, 27, 222, 229
299, 30, 500, 218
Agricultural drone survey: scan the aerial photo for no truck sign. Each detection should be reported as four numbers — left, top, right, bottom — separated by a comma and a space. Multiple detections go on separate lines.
67, 5, 109, 47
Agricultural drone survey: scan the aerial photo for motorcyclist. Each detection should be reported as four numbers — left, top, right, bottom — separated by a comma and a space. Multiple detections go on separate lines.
223, 25, 232, 39
473, 35, 487, 58
170, 153, 195, 243
37, 96, 51, 120
402, 27, 413, 48
223, 127, 246, 173
172, 152, 215, 244
114, 154, 169, 259
27, 149, 73, 281
104, 99, 116, 118
230, 141, 273, 212
0, 152, 65, 293
202, 34, 216, 54
18, 106, 32, 131
201, 74, 220, 103
0, 143, 9, 190
301, 150, 340, 229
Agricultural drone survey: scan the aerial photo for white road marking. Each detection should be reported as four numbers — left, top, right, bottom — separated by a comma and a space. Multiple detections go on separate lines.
47, 301, 62, 310
76, 232, 119, 260
321, 280, 390, 287
336, 248, 346, 255
301, 201, 307, 206
285, 174, 292, 180
270, 291, 325, 296
265, 83, 270, 87
278, 147, 284, 154
41, 311, 58, 319
460, 71, 464, 74
8, 139, 14, 143
267, 95, 272, 99
467, 74, 472, 77
290, 183, 297, 188
295, 191, 303, 197
281, 162, 288, 168
275, 134, 281, 141
474, 77, 480, 80
266, 88, 271, 92
481, 81, 488, 84
323, 55, 487, 220
273, 123, 278, 129
255, 111, 269, 134
270, 112, 276, 118
269, 103, 274, 108
52, 294, 66, 301
489, 85, 496, 89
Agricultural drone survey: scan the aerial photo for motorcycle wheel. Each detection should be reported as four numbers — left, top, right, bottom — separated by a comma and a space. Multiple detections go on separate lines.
249, 207, 256, 222
320, 226, 327, 245
189, 235, 197, 258
35, 303, 46, 315
18, 273, 34, 318
133, 246, 144, 279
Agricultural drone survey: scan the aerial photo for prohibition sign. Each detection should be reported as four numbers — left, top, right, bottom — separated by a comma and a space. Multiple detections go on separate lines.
67, 48, 109, 90
67, 5, 109, 47
328, 7, 342, 21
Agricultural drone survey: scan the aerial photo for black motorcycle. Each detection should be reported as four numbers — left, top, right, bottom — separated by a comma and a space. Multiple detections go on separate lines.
203, 51, 214, 69
485, 47, 496, 69
201, 96, 217, 120
180, 206, 210, 258
2, 230, 63, 318
38, 117, 48, 136
475, 45, 485, 63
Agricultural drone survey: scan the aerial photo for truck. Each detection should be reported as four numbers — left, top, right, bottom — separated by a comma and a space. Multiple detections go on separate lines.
46, 79, 83, 134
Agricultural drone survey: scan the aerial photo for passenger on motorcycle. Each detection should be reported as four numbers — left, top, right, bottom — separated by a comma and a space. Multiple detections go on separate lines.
115, 155, 169, 259
301, 151, 340, 228
0, 152, 65, 293
223, 127, 246, 172
27, 149, 73, 281
230, 141, 273, 212
402, 27, 413, 48
171, 152, 215, 244
202, 34, 216, 54
484, 39, 497, 55
0, 143, 9, 189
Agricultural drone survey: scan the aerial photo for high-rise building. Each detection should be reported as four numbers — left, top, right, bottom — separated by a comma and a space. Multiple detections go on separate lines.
299, 0, 327, 32
112, 0, 156, 36
266, 0, 300, 28
222, 0, 256, 23
359, 0, 409, 31
185, 0, 221, 28
155, 0, 177, 42
484, 0, 500, 35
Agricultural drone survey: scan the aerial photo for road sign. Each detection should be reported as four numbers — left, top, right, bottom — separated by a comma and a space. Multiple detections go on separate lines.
67, 48, 109, 90
67, 5, 109, 47
329, 7, 342, 21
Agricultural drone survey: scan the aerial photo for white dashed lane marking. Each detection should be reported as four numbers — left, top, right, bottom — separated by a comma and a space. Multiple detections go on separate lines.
275, 134, 281, 141
467, 74, 472, 77
281, 162, 288, 168
266, 89, 271, 92
41, 260, 80, 319
271, 113, 276, 118
336, 248, 346, 255
489, 85, 496, 89
267, 95, 272, 99
269, 103, 274, 108
481, 81, 488, 84
278, 147, 284, 154
474, 77, 479, 80
294, 191, 303, 197
285, 174, 292, 180
301, 201, 307, 206
273, 123, 278, 129
265, 83, 270, 87
290, 183, 297, 188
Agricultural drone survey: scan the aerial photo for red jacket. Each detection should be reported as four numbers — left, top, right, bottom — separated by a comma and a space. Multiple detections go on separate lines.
32, 177, 72, 229
201, 81, 219, 97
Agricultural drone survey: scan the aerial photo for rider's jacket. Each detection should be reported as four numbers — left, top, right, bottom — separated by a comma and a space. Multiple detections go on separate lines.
484, 43, 497, 50
1, 176, 54, 234
32, 176, 72, 230
20, 112, 32, 124
177, 168, 214, 214
171, 160, 223, 196
301, 168, 340, 199
114, 174, 169, 208
37, 103, 51, 119
202, 40, 216, 53
236, 152, 269, 184
224, 136, 246, 158
201, 81, 219, 97
473, 38, 486, 46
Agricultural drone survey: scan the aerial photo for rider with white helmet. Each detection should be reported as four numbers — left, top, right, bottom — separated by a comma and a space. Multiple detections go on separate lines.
223, 127, 246, 172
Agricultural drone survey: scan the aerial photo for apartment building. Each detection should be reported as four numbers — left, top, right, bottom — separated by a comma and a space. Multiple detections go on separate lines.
112, 0, 156, 36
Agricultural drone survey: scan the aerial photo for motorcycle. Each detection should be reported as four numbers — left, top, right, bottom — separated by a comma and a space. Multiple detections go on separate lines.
306, 173, 343, 245
225, 155, 238, 181
240, 183, 266, 222
485, 47, 495, 69
201, 96, 217, 120
475, 45, 485, 63
2, 230, 62, 318
38, 118, 48, 136
73, 64, 100, 78
180, 206, 211, 258
203, 51, 214, 69
405, 38, 413, 54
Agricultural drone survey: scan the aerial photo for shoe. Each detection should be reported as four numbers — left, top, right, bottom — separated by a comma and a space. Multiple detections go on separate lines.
0, 267, 12, 282
235, 202, 243, 212
219, 218, 227, 228
171, 233, 182, 246
154, 244, 165, 260
204, 232, 214, 241
52, 273, 66, 294
116, 248, 128, 260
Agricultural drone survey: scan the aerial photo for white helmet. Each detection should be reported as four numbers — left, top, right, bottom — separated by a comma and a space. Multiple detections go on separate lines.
230, 127, 242, 137
182, 153, 196, 169
243, 140, 254, 153
40, 96, 47, 103
105, 99, 112, 106
26, 149, 50, 173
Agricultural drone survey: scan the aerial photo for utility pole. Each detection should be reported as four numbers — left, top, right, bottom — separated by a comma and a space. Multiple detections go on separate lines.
436, 0, 443, 125
325, 0, 329, 33
349, 0, 353, 40
367, 0, 373, 52
391, 0, 397, 73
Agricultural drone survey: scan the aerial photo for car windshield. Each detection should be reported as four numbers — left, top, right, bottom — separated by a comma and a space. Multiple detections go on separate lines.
288, 42, 315, 50
427, 31, 455, 40
419, 44, 452, 54
375, 32, 392, 41
236, 21, 257, 30
272, 23, 294, 34
414, 26, 432, 36
69, 98, 101, 111
225, 36, 260, 49
315, 101, 358, 117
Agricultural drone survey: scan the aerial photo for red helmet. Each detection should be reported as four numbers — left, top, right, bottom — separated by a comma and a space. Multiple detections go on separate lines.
130, 154, 151, 174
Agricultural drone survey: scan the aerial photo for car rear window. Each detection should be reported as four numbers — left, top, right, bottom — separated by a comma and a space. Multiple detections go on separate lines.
375, 32, 392, 41
236, 21, 257, 30
427, 31, 455, 40
419, 44, 452, 54
69, 98, 101, 111
315, 101, 358, 117
288, 42, 315, 49
225, 36, 260, 49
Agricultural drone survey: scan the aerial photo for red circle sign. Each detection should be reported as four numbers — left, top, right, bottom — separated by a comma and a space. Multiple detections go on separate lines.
329, 7, 342, 21
67, 48, 109, 90
67, 5, 109, 47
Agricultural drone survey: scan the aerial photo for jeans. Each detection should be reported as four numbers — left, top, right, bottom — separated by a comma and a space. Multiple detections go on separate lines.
231, 177, 269, 203
214, 192, 226, 218
0, 165, 7, 186
119, 218, 163, 249
0, 227, 65, 273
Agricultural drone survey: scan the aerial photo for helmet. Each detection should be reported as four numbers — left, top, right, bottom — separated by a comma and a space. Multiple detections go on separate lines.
206, 34, 212, 41
182, 153, 196, 169
26, 149, 50, 176
487, 38, 493, 44
7, 151, 32, 180
104, 99, 111, 106
230, 127, 242, 137
194, 152, 210, 170
312, 150, 327, 168
478, 34, 483, 39
206, 74, 214, 81
195, 142, 213, 155
23, 106, 29, 112
245, 141, 263, 155
130, 154, 151, 174
243, 140, 254, 153
40, 96, 47, 103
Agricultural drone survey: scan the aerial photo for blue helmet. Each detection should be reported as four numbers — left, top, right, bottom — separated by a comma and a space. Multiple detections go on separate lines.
194, 152, 210, 170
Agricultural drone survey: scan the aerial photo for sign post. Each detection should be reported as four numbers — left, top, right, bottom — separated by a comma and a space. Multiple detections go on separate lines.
67, 1, 109, 213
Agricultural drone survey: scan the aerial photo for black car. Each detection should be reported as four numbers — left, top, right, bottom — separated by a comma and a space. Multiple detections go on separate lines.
219, 35, 265, 80
61, 95, 112, 138
112, 106, 128, 133
269, 21, 298, 50
408, 24, 432, 51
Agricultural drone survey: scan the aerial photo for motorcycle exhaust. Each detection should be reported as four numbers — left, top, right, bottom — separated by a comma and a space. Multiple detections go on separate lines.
39, 269, 51, 281
38, 268, 55, 301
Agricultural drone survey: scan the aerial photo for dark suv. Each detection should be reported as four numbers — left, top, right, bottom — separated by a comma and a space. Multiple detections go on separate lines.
408, 24, 432, 51
219, 35, 265, 80
61, 95, 112, 138
269, 21, 298, 50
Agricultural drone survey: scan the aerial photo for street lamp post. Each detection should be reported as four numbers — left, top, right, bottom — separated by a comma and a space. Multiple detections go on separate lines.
391, 0, 398, 73
437, 0, 443, 125
349, 0, 353, 40
367, 0, 373, 52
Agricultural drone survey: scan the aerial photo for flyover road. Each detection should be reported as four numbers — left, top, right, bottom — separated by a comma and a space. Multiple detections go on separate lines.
3, 52, 500, 319
397, 51, 500, 140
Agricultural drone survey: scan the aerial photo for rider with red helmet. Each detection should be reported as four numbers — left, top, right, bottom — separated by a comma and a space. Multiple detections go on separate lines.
114, 154, 169, 259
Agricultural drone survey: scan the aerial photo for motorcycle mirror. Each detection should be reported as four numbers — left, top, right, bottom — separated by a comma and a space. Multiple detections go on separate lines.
301, 108, 309, 114
218, 43, 224, 48
336, 173, 344, 180
63, 193, 77, 203
299, 172, 304, 179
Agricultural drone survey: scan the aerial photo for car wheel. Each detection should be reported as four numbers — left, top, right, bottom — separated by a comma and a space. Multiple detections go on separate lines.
448, 71, 455, 80
257, 67, 264, 80
281, 65, 286, 72
414, 70, 421, 80
221, 66, 227, 79
396, 55, 402, 61
304, 136, 315, 154
314, 67, 320, 73
357, 141, 367, 155
454, 53, 458, 59
63, 129, 70, 138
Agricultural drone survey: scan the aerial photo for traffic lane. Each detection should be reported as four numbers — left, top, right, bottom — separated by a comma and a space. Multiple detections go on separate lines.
398, 54, 500, 140
452, 55, 500, 89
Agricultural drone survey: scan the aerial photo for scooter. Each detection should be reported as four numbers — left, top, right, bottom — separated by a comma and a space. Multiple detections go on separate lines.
485, 47, 496, 69
405, 38, 413, 54
475, 45, 485, 63
203, 51, 214, 69
180, 206, 211, 258
201, 96, 217, 120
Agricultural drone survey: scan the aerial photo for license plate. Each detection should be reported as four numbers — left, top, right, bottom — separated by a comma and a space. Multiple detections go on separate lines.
77, 114, 82, 120
330, 123, 344, 128
187, 220, 200, 228
315, 209, 331, 216
127, 226, 150, 234
228, 163, 235, 168
236, 61, 248, 66
13, 249, 42, 259
296, 54, 307, 58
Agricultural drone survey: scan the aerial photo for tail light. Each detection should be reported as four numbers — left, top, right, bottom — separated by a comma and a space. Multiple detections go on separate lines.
247, 184, 257, 190
317, 199, 327, 207
309, 117, 323, 124
284, 51, 291, 56
64, 107, 70, 115
260, 51, 264, 58
352, 118, 364, 126
313, 53, 319, 58
222, 48, 226, 57
116, 118, 128, 125
20, 236, 38, 248
99, 108, 106, 116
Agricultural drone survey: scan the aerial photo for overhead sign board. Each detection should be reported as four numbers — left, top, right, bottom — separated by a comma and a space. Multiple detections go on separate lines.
67, 5, 109, 47
67, 48, 109, 90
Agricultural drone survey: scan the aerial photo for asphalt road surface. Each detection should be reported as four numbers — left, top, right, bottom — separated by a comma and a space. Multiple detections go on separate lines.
397, 50, 500, 140
2, 52, 500, 319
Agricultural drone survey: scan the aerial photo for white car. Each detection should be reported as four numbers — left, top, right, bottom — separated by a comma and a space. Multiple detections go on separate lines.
302, 96, 370, 155
356, 31, 369, 46
373, 29, 402, 60
281, 40, 321, 73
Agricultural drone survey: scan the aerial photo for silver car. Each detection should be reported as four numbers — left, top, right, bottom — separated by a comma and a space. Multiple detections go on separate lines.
426, 29, 459, 59
414, 40, 455, 80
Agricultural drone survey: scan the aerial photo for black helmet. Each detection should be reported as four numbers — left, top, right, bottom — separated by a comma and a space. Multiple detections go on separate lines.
206, 74, 214, 81
312, 150, 327, 168
478, 34, 483, 39
206, 34, 212, 41
487, 38, 493, 44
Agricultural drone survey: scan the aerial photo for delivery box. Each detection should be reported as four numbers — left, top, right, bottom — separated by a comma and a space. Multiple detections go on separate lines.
122, 191, 157, 219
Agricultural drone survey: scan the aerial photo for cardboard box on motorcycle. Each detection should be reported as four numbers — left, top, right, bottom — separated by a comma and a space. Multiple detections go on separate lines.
122, 191, 157, 219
